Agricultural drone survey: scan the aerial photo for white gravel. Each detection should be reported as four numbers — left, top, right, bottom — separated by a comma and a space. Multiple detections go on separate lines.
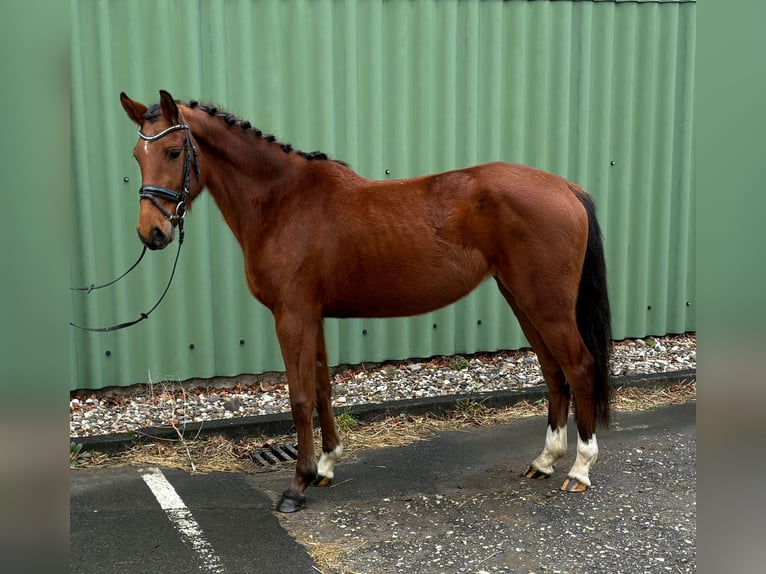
70, 334, 695, 438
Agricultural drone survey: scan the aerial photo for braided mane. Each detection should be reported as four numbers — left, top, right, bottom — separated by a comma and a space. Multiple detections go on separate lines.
141, 100, 347, 165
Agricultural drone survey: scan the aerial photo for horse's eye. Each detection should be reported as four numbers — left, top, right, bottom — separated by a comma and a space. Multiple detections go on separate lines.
167, 149, 181, 161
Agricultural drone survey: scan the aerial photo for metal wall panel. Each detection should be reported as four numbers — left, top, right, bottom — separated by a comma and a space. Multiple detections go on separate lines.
70, 0, 696, 390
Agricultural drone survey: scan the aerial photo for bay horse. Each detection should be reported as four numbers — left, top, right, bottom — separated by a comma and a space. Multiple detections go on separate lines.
119, 90, 612, 513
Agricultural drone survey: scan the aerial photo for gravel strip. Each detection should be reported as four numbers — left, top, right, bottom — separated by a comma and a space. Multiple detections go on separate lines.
70, 334, 695, 438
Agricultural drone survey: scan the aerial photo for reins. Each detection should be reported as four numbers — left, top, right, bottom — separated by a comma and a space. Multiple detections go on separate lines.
70, 246, 147, 295
69, 231, 184, 332
70, 120, 199, 333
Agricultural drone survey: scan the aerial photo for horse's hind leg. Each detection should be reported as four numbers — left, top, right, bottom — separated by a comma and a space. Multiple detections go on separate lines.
497, 282, 570, 480
314, 324, 343, 487
508, 289, 600, 492
542, 325, 599, 493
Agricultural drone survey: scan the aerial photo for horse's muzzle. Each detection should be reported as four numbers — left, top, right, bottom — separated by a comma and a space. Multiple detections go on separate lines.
138, 226, 173, 250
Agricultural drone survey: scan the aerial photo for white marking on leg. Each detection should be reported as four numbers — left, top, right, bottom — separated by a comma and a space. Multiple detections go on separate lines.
530, 426, 568, 475
317, 444, 343, 480
567, 434, 599, 486
139, 467, 225, 573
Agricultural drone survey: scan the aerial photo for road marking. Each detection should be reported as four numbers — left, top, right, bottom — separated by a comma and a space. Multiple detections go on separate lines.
139, 467, 225, 573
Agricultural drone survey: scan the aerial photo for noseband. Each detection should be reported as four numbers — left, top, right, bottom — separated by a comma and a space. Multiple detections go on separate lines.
70, 120, 200, 333
137, 122, 200, 222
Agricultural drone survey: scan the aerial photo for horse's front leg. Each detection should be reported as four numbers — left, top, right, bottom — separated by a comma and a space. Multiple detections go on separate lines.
274, 309, 320, 513
314, 324, 343, 487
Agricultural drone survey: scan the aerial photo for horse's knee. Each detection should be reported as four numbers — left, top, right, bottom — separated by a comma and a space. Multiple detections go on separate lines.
289, 397, 316, 420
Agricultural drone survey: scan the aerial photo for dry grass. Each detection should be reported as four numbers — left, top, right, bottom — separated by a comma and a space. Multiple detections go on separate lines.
295, 538, 366, 574
612, 380, 696, 410
84, 382, 695, 474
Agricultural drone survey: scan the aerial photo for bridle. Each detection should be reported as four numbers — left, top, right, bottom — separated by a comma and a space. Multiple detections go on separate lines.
137, 122, 200, 223
70, 119, 200, 332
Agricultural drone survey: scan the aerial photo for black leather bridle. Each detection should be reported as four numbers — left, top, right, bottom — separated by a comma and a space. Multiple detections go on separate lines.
137, 121, 200, 223
70, 120, 200, 332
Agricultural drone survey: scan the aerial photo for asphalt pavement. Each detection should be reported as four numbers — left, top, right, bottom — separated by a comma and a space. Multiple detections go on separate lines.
70, 400, 696, 573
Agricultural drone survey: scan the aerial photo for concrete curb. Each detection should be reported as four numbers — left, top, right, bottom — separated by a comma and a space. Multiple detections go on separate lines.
72, 368, 696, 453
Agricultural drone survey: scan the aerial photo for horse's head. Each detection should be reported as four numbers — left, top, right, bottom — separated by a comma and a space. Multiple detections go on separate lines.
120, 90, 199, 250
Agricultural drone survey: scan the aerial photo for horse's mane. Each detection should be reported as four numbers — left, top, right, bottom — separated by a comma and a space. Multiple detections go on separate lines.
142, 101, 348, 166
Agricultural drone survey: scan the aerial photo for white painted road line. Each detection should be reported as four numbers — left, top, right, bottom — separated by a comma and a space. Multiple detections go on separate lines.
139, 467, 225, 573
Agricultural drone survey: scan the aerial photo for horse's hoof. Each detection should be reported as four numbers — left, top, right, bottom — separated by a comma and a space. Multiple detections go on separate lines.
523, 466, 551, 480
276, 493, 306, 513
560, 477, 589, 493
313, 475, 332, 487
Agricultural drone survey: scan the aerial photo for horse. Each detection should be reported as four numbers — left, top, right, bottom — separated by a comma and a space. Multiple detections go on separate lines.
119, 90, 612, 513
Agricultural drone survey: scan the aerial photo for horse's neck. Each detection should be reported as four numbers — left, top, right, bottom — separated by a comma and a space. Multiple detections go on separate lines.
193, 120, 301, 245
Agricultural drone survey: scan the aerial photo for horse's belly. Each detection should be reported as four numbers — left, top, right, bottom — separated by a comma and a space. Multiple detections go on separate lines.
324, 289, 473, 318
323, 254, 490, 318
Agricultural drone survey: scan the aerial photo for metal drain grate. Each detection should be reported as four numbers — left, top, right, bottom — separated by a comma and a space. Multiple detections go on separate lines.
249, 443, 299, 468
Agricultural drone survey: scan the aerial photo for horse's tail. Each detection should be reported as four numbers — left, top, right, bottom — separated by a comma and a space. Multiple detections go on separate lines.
573, 188, 612, 427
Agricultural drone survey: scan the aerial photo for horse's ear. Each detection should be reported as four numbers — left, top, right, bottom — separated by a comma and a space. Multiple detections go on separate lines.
120, 92, 147, 126
159, 90, 179, 124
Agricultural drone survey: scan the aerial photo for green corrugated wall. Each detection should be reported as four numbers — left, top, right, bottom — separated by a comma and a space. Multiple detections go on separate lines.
70, 0, 696, 390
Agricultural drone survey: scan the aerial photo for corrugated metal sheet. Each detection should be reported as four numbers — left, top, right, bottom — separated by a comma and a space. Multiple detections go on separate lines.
70, 0, 696, 390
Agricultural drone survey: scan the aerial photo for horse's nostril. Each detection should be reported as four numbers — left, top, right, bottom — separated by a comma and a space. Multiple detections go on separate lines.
150, 227, 166, 247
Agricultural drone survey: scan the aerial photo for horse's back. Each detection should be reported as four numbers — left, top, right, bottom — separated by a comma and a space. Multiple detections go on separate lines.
412, 161, 589, 264
311, 161, 588, 318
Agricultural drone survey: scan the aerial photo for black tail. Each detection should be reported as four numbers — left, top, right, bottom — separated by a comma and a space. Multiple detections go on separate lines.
574, 190, 612, 427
